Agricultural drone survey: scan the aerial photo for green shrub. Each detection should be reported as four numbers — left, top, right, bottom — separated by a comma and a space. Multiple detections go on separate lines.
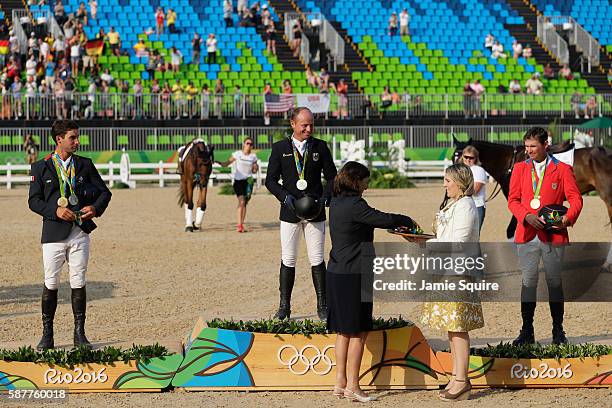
218, 183, 234, 195
207, 316, 413, 335
369, 168, 415, 189
470, 342, 612, 360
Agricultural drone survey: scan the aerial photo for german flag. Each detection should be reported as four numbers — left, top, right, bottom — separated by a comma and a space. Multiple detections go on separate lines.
0, 40, 8, 55
85, 39, 104, 56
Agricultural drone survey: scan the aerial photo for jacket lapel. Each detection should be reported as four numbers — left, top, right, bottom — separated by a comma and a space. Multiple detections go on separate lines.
45, 156, 59, 180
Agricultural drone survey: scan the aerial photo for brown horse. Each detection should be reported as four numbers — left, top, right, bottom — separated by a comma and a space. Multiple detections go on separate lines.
453, 137, 612, 238
178, 140, 214, 232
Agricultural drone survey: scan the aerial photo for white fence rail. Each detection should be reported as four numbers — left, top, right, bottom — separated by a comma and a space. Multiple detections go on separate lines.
0, 159, 450, 189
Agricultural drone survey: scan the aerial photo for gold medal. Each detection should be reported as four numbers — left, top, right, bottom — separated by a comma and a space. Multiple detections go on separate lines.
57, 197, 68, 208
530, 198, 541, 210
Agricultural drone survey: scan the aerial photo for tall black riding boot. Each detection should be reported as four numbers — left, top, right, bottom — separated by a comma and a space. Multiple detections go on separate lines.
513, 286, 537, 345
273, 263, 295, 320
549, 285, 568, 344
72, 287, 92, 349
36, 286, 58, 350
311, 263, 327, 320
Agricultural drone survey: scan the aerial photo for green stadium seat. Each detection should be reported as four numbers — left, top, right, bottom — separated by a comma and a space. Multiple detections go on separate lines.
11, 135, 22, 146
158, 135, 171, 145
147, 135, 157, 145
210, 134, 222, 145
172, 135, 185, 145
0, 135, 11, 146
223, 135, 234, 145
257, 134, 269, 145
116, 135, 129, 146
79, 135, 89, 146
436, 133, 449, 143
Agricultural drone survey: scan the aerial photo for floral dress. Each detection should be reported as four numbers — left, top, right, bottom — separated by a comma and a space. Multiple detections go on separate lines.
420, 196, 485, 332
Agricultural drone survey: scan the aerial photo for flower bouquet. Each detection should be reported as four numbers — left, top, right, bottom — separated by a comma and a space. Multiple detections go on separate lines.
387, 222, 435, 243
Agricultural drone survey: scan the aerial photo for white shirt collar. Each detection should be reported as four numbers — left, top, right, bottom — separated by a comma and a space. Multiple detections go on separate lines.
291, 136, 308, 155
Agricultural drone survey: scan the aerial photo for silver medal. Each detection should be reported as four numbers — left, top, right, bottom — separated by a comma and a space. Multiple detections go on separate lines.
296, 179, 308, 191
69, 194, 79, 206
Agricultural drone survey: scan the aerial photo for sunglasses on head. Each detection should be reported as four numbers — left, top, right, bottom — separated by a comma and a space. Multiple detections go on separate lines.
244, 142, 253, 145
463, 156, 475, 160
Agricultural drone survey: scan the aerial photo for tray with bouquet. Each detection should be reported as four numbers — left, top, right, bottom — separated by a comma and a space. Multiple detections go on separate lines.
387, 224, 435, 242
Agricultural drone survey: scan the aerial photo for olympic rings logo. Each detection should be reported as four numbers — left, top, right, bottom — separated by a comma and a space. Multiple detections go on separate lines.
277, 344, 336, 375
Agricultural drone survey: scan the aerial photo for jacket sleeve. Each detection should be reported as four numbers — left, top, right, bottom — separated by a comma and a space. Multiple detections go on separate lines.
353, 198, 415, 229
450, 199, 478, 242
562, 165, 583, 226
28, 162, 58, 220
87, 159, 112, 217
508, 163, 529, 225
320, 141, 337, 202
265, 143, 286, 202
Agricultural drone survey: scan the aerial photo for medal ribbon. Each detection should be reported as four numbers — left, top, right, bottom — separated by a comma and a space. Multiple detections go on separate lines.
291, 139, 308, 181
52, 152, 76, 200
530, 156, 548, 200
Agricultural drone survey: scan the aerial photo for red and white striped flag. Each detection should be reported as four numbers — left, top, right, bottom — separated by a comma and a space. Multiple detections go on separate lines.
264, 93, 294, 113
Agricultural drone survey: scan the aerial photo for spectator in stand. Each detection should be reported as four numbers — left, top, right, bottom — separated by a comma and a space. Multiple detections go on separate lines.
470, 79, 485, 117
463, 80, 474, 118
82, 48, 95, 76
54, 76, 66, 119
263, 82, 273, 125
484, 33, 494, 50
512, 40, 522, 59
107, 26, 121, 56
306, 66, 319, 88
508, 78, 522, 94
224, 0, 233, 27
100, 68, 113, 86
0, 80, 11, 120
214, 78, 224, 119
161, 82, 172, 119
69, 39, 81, 78
571, 91, 584, 118
522, 44, 532, 58
54, 0, 67, 25
491, 41, 506, 59
251, 2, 262, 27
64, 76, 77, 118
77, 2, 88, 26
45, 55, 56, 89
525, 74, 543, 95
147, 50, 158, 79
282, 79, 292, 94
186, 80, 198, 118
388, 12, 398, 36
234, 85, 243, 118
319, 67, 330, 87
192, 33, 202, 64
607, 67, 612, 83
12, 79, 23, 119
334, 78, 349, 119
292, 22, 302, 57
88, 0, 97, 21
84, 78, 96, 119
171, 79, 184, 118
558, 64, 573, 80
133, 79, 143, 119
9, 30, 20, 60
399, 8, 410, 36
201, 83, 210, 119
266, 22, 277, 56
26, 54, 38, 79
262, 4, 272, 27
39, 79, 51, 119
29, 32, 39, 58
543, 63, 555, 80
40, 37, 51, 62
155, 7, 165, 36
585, 96, 597, 119
133, 39, 148, 57
206, 33, 217, 64
63, 18, 75, 42
237, 0, 248, 17
25, 76, 37, 119
167, 8, 177, 34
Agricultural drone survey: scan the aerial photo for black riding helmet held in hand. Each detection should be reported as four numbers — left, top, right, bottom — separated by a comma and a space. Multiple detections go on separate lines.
538, 204, 568, 230
293, 195, 324, 221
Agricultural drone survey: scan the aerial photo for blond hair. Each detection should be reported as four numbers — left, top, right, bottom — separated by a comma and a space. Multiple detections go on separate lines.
460, 145, 481, 165
445, 163, 475, 198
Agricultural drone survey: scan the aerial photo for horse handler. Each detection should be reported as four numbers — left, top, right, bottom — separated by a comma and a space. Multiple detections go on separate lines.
28, 120, 112, 349
508, 127, 582, 345
265, 107, 337, 320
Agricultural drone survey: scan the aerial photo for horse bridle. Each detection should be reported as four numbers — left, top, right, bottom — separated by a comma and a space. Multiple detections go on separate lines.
192, 142, 213, 186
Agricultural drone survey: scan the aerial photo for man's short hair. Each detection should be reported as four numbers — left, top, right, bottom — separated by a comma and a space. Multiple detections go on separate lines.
51, 120, 79, 143
523, 126, 548, 144
290, 107, 312, 121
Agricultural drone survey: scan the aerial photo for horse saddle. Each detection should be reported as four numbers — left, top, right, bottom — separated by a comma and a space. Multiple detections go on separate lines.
549, 141, 574, 154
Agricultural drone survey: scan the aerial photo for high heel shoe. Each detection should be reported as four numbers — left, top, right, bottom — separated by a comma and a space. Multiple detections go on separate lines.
332, 386, 346, 399
343, 388, 377, 402
439, 379, 471, 402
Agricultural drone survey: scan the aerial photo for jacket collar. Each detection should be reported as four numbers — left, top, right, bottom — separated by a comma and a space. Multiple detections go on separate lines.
525, 154, 558, 175
44, 153, 81, 179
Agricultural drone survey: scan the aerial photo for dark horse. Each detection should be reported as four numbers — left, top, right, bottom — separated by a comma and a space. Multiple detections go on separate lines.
453, 137, 612, 238
178, 140, 214, 232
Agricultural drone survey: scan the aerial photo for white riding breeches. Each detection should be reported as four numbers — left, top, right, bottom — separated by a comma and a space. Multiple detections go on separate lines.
42, 226, 90, 290
280, 220, 325, 267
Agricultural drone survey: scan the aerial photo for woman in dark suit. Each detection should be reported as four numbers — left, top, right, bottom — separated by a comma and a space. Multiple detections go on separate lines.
327, 161, 416, 402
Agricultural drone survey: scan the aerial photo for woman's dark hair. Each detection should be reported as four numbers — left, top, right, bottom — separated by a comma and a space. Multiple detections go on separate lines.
524, 126, 548, 144
333, 161, 370, 197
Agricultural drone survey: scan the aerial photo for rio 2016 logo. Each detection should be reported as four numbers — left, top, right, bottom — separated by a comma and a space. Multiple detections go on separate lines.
510, 362, 573, 380
44, 367, 108, 384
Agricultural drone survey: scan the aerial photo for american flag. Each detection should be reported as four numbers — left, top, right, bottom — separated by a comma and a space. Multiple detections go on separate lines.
264, 93, 294, 113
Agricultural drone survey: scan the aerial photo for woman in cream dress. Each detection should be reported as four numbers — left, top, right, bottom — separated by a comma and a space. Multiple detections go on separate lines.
420, 163, 484, 401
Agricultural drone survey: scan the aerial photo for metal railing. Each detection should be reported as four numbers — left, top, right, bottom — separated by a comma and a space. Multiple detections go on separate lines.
284, 12, 345, 70
549, 16, 600, 72
11, 10, 29, 55
0, 125, 607, 158
0, 92, 608, 121
537, 16, 569, 65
